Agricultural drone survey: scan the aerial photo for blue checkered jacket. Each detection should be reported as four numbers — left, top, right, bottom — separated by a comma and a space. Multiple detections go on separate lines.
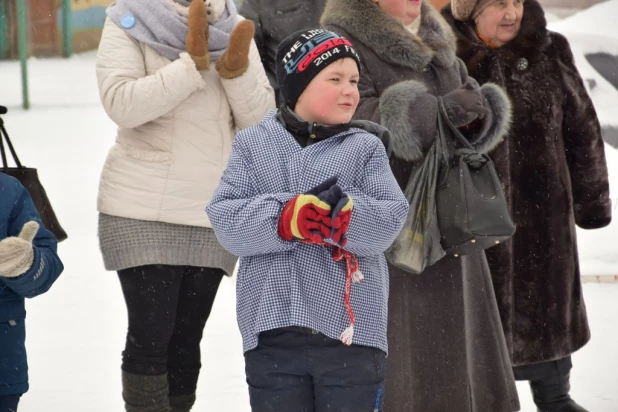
207, 111, 408, 353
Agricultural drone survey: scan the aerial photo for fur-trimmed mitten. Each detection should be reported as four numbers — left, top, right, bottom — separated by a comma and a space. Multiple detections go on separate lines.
443, 82, 490, 127
0, 221, 39, 278
186, 0, 210, 70
215, 20, 255, 79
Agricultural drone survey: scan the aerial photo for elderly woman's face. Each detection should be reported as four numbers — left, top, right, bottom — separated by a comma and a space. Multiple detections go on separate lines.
475, 0, 524, 47
373, 0, 422, 26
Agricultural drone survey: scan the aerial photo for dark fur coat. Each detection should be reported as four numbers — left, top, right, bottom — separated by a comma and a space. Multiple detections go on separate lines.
442, 0, 612, 366
323, 1, 519, 411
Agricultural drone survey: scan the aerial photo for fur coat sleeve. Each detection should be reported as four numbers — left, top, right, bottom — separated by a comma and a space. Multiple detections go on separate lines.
357, 58, 511, 163
553, 33, 612, 228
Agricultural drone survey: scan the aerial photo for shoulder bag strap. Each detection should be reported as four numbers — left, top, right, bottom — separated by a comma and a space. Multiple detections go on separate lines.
436, 96, 475, 151
0, 115, 24, 172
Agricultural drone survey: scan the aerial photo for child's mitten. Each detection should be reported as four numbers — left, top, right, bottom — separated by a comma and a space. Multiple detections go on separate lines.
331, 194, 353, 247
0, 221, 39, 278
186, 0, 210, 70
215, 20, 255, 79
278, 177, 340, 243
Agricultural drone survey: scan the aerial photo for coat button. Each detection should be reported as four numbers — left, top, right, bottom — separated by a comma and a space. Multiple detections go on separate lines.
120, 13, 136, 29
516, 57, 529, 71
422, 66, 430, 72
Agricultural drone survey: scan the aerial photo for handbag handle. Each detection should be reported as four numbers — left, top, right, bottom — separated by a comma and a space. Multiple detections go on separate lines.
436, 96, 476, 152
0, 111, 24, 172
435, 96, 486, 188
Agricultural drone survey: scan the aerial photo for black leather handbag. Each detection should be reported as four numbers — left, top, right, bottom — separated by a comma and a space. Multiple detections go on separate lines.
435, 97, 514, 256
0, 106, 68, 242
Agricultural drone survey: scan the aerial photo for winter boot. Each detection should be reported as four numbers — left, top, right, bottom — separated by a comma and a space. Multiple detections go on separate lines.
122, 371, 171, 412
530, 373, 588, 412
169, 393, 196, 412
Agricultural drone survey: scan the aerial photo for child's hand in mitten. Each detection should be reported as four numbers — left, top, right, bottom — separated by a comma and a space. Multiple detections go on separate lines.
330, 194, 353, 247
186, 0, 210, 70
278, 177, 341, 243
215, 20, 255, 79
0, 221, 39, 278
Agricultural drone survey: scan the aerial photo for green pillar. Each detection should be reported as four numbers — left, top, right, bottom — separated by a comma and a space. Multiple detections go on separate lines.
0, 0, 8, 60
62, 0, 72, 57
17, 0, 29, 110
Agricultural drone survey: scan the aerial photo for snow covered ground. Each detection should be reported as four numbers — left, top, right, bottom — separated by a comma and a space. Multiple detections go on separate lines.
0, 23, 617, 411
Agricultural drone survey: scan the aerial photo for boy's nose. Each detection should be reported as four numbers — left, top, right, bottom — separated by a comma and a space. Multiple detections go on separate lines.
342, 83, 355, 95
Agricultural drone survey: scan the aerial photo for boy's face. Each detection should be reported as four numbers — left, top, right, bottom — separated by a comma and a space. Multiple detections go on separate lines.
294, 58, 360, 126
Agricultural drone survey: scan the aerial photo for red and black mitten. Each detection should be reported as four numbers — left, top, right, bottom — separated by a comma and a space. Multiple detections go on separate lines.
278, 177, 341, 243
331, 193, 354, 247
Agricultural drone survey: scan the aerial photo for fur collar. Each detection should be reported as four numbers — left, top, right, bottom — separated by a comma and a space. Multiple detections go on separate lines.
441, 0, 551, 73
321, 0, 457, 71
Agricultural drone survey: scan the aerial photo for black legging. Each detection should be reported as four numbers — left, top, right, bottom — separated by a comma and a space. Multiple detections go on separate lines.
117, 264, 223, 396
512, 355, 572, 381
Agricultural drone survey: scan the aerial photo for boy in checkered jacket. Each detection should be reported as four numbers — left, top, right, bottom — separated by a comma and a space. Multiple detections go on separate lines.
207, 29, 408, 411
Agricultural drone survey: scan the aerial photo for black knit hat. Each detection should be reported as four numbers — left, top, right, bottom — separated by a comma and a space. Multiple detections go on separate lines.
276, 28, 361, 109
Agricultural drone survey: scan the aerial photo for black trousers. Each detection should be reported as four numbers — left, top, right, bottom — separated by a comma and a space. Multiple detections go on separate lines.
245, 328, 387, 412
117, 264, 223, 396
0, 394, 20, 412
513, 355, 573, 381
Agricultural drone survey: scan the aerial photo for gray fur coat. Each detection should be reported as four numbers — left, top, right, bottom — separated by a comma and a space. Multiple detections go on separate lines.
323, 1, 519, 411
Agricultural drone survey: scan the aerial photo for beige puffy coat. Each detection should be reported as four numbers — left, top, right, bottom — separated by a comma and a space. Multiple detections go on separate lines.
96, 17, 275, 228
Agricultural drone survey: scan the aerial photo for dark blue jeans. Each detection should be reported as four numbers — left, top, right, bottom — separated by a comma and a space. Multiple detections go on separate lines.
0, 394, 20, 412
245, 327, 386, 412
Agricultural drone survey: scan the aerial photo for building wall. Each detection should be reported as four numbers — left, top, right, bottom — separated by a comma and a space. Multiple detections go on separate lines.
0, 0, 113, 58
0, 0, 60, 58
67, 0, 114, 53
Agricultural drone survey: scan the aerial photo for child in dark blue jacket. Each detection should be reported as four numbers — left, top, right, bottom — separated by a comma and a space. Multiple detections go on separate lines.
0, 173, 64, 411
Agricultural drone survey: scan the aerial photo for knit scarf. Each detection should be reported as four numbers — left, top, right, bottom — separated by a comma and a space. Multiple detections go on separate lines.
106, 0, 238, 62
